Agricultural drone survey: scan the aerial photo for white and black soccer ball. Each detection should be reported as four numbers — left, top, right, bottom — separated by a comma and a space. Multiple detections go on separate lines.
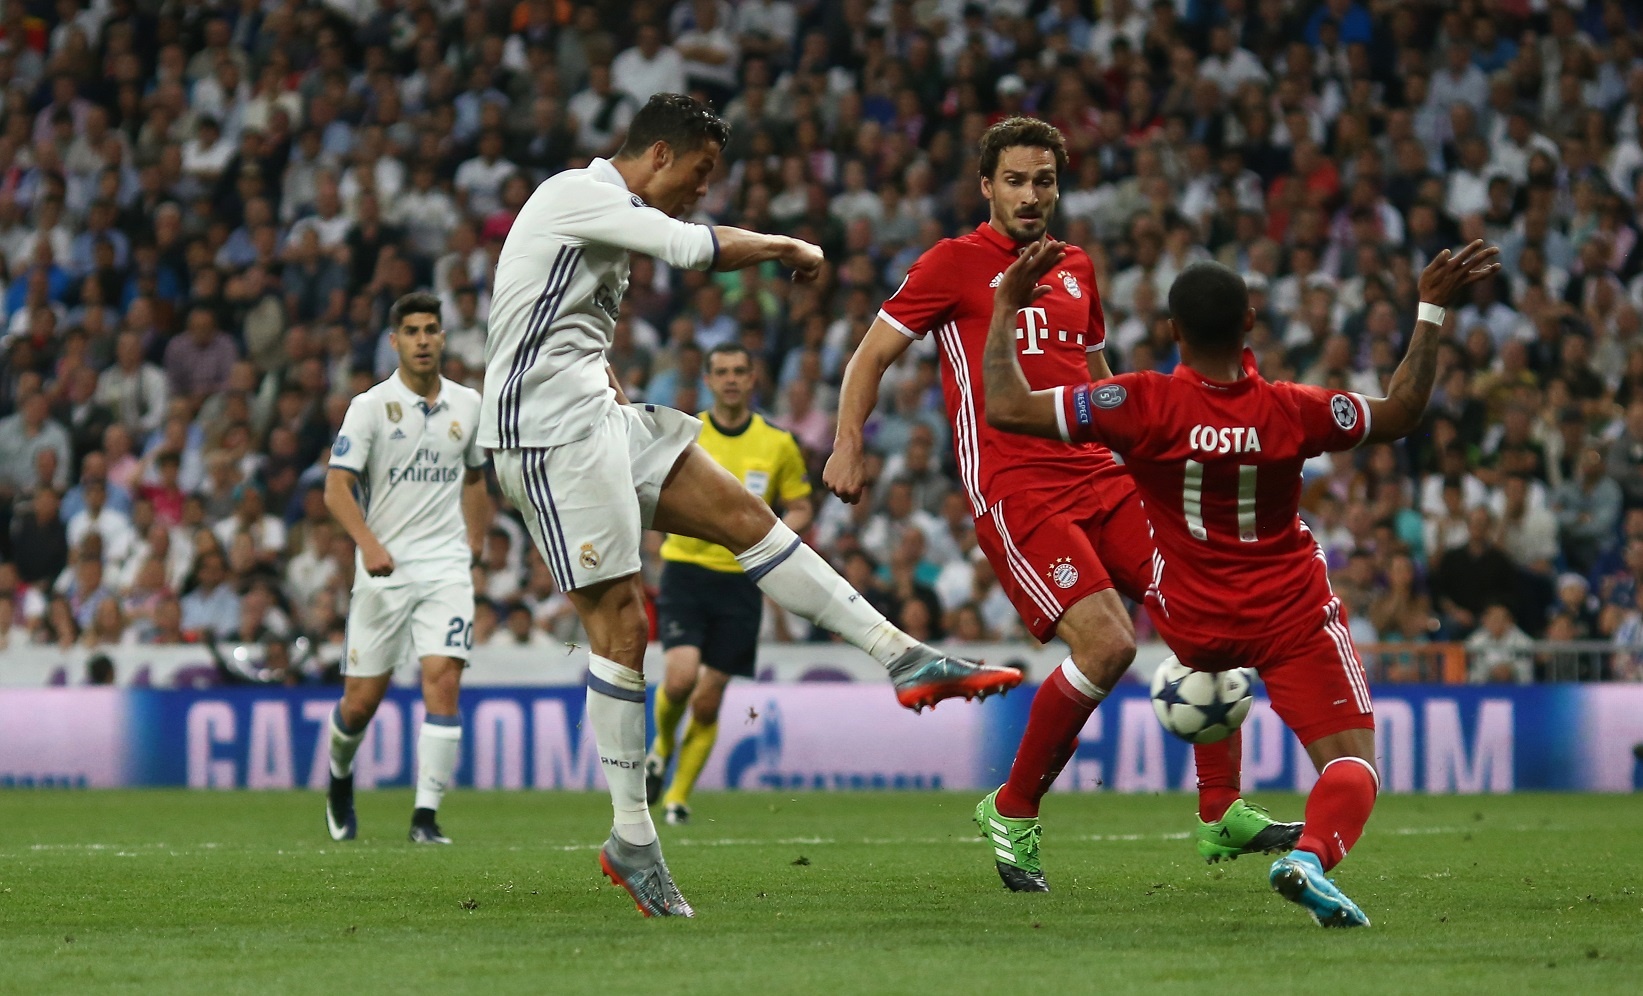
1149, 656, 1254, 744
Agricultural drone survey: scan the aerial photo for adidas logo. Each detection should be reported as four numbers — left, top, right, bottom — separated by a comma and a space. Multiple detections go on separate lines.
390, 429, 406, 440
989, 272, 1004, 288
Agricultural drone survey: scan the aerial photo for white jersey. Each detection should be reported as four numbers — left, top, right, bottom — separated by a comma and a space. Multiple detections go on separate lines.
331, 372, 487, 589
480, 157, 719, 450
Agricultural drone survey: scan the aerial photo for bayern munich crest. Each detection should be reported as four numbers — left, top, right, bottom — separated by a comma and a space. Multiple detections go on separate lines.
1049, 557, 1079, 589
1060, 270, 1081, 299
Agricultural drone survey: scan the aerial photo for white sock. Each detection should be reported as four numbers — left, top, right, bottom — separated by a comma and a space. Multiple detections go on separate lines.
415, 715, 462, 812
586, 654, 656, 847
328, 704, 366, 779
734, 522, 918, 667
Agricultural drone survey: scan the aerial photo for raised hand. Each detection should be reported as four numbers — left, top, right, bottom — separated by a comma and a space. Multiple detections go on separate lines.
996, 239, 1067, 311
1417, 240, 1502, 308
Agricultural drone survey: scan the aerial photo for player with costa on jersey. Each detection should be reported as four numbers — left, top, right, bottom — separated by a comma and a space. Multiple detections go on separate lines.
827, 118, 1297, 892
982, 238, 1500, 926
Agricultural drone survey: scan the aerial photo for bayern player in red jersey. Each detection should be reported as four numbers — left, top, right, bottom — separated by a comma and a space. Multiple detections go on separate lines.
983, 237, 1500, 926
825, 119, 1298, 893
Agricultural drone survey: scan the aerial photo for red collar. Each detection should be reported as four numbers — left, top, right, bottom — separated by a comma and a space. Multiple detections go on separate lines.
973, 222, 1025, 254
1171, 347, 1262, 392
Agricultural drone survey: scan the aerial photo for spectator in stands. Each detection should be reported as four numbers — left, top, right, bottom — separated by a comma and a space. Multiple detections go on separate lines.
179, 551, 239, 640
1431, 508, 1521, 637
0, 391, 71, 497
1553, 445, 1624, 574
1467, 603, 1534, 684
9, 487, 67, 586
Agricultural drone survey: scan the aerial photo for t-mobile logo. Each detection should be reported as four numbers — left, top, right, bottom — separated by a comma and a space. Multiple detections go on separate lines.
1016, 307, 1049, 354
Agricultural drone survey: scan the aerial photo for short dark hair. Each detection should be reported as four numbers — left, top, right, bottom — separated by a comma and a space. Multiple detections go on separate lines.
390, 291, 442, 329
1167, 262, 1249, 354
704, 343, 752, 372
977, 117, 1069, 179
618, 93, 730, 159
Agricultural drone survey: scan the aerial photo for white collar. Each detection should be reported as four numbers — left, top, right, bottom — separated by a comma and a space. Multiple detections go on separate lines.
589, 157, 631, 192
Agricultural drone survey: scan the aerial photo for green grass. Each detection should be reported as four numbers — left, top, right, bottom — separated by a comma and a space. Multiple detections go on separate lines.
2, 791, 1640, 994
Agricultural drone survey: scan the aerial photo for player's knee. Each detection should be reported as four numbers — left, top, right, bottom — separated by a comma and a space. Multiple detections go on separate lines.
691, 685, 725, 725
338, 694, 380, 728
719, 495, 779, 554
1069, 630, 1136, 687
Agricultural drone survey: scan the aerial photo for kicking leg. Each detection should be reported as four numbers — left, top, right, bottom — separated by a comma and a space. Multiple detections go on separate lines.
647, 646, 700, 805
652, 446, 1021, 710
326, 674, 390, 841
663, 666, 730, 823
409, 655, 463, 844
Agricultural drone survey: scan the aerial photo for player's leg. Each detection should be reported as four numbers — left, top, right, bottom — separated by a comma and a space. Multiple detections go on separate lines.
495, 441, 691, 917
647, 644, 700, 804
1262, 604, 1378, 928
647, 561, 705, 804
662, 665, 731, 824
407, 655, 463, 843
326, 585, 413, 841
649, 437, 1020, 710
973, 494, 1129, 891
405, 581, 473, 843
1090, 482, 1294, 860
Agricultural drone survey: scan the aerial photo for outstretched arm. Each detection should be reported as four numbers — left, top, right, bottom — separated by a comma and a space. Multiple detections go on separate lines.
710, 226, 823, 281
1363, 240, 1501, 444
982, 239, 1072, 440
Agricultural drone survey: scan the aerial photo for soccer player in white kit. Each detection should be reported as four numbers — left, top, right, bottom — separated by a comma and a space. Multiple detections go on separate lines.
482, 94, 1022, 917
324, 292, 492, 845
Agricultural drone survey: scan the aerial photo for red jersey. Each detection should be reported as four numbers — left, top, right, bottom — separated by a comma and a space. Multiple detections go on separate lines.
1055, 350, 1372, 641
880, 223, 1115, 515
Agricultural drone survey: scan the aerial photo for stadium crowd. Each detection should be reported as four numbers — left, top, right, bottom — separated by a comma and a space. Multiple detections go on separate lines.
1, 0, 1643, 684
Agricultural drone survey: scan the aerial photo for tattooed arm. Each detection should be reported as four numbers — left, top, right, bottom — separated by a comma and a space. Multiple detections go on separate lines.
1364, 240, 1501, 444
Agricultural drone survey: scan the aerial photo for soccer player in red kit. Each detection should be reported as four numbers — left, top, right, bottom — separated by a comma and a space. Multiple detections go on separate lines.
982, 238, 1500, 926
825, 118, 1297, 893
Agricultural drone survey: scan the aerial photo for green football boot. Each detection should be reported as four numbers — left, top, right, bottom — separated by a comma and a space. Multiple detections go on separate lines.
1196, 799, 1304, 863
974, 789, 1049, 892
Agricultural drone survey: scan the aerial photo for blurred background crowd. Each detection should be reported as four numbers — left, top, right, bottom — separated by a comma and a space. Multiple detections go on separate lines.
3, 0, 1643, 684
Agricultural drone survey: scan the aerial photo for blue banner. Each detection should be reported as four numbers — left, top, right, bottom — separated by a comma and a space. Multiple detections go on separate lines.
2, 683, 1640, 792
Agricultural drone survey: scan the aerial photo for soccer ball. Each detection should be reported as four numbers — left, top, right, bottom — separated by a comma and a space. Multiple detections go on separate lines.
1149, 656, 1254, 744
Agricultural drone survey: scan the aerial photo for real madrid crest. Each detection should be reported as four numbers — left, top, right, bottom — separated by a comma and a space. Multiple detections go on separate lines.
579, 543, 600, 570
449, 419, 462, 441
385, 402, 403, 423
1048, 557, 1079, 589
1059, 270, 1082, 299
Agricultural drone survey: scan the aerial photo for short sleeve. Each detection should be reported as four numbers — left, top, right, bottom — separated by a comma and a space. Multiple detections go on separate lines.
464, 425, 488, 469
329, 397, 374, 475
1083, 254, 1108, 353
773, 431, 813, 503
877, 245, 954, 340
1057, 374, 1147, 454
556, 179, 717, 271
1287, 384, 1372, 454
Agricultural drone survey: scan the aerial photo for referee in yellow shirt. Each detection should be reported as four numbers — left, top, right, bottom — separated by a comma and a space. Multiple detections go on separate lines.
645, 343, 813, 825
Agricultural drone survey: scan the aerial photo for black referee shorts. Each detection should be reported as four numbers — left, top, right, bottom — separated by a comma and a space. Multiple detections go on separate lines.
656, 561, 763, 678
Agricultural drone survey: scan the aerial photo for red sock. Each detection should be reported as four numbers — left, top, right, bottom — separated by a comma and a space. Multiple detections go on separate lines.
995, 664, 1100, 818
1194, 729, 1242, 823
1295, 757, 1379, 871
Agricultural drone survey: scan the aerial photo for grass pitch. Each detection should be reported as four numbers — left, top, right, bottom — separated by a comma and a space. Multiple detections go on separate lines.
2, 790, 1640, 994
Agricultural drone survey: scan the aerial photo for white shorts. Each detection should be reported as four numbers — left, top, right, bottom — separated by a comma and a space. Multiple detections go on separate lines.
343, 579, 475, 678
493, 402, 702, 591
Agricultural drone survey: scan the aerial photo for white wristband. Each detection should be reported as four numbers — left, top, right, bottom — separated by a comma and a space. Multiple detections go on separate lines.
1417, 303, 1446, 326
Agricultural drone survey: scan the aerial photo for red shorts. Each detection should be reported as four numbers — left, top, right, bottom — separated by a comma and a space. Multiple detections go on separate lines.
973, 475, 1154, 643
1154, 596, 1375, 745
